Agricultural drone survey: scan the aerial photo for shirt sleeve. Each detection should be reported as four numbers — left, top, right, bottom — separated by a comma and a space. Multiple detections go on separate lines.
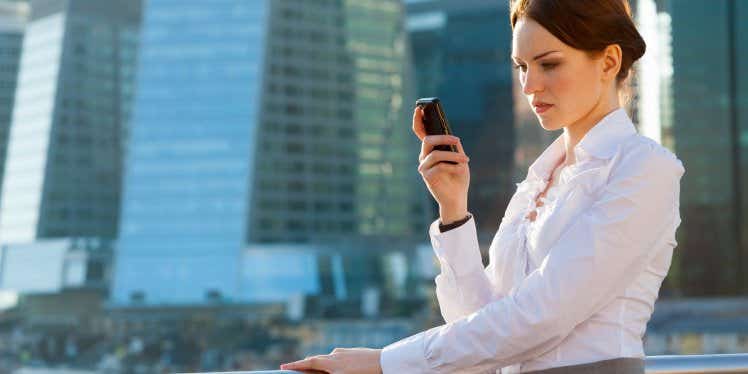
380, 147, 685, 373
427, 215, 498, 323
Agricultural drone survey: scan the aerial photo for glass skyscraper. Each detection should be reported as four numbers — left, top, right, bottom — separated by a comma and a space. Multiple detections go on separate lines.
406, 0, 516, 245
247, 0, 426, 244
0, 0, 141, 243
0, 1, 27, 202
113, 0, 271, 305
633, 0, 747, 296
669, 0, 747, 296
112, 0, 427, 306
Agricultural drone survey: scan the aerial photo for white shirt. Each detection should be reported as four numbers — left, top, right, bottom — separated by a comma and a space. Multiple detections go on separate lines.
380, 108, 685, 373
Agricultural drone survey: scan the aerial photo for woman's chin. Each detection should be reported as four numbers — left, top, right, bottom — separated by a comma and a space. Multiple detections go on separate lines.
538, 118, 561, 131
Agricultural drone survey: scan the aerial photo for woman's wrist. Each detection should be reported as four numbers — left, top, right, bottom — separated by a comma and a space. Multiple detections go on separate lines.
438, 213, 472, 233
439, 204, 469, 225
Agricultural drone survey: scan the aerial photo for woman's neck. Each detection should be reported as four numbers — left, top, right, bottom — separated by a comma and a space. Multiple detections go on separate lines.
562, 96, 621, 166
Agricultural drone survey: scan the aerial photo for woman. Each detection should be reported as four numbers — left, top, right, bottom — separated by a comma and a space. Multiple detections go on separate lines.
281, 0, 684, 373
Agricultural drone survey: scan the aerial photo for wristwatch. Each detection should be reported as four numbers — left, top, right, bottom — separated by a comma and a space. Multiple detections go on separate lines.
438, 213, 472, 233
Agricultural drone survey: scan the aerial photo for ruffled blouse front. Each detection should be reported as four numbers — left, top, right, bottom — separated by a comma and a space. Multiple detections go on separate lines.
523, 175, 564, 273
490, 163, 570, 297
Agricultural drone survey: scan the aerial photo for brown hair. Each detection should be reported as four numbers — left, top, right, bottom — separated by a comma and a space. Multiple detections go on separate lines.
510, 0, 646, 101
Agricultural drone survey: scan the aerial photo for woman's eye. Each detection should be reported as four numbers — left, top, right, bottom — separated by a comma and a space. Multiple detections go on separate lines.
541, 63, 558, 70
512, 63, 555, 72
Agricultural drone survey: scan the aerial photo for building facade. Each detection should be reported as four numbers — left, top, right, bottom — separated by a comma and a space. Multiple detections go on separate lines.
659, 0, 747, 296
0, 0, 141, 243
406, 0, 516, 245
112, 0, 429, 306
0, 1, 28, 204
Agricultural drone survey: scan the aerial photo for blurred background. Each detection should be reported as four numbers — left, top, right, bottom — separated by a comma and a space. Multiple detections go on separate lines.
0, 0, 745, 372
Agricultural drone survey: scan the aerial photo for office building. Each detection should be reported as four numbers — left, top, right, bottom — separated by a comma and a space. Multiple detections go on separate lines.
406, 0, 516, 244
112, 0, 429, 306
662, 0, 747, 295
0, 0, 141, 243
0, 1, 28, 202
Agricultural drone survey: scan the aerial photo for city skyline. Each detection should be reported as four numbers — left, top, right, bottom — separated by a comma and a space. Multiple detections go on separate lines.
0, 0, 742, 334
0, 0, 745, 371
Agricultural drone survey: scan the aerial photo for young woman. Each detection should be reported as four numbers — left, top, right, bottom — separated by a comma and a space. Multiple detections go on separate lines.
281, 0, 684, 373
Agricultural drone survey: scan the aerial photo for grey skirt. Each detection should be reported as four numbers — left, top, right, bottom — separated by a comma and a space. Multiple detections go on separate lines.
523, 357, 645, 374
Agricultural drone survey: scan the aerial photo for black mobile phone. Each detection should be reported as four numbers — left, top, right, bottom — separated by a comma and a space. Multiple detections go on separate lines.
415, 97, 458, 164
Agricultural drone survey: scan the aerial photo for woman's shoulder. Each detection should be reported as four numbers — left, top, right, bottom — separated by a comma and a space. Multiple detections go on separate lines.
613, 134, 685, 179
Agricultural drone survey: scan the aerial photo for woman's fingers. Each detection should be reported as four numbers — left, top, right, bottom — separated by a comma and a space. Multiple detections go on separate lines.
418, 150, 469, 174
419, 135, 462, 162
421, 163, 467, 188
412, 107, 427, 140
280, 355, 334, 372
453, 135, 467, 156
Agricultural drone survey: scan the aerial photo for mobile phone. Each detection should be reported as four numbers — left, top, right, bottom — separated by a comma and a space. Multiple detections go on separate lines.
415, 97, 458, 164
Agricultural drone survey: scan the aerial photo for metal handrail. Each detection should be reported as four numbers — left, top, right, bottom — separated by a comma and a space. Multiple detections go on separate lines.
646, 353, 748, 373
186, 354, 748, 374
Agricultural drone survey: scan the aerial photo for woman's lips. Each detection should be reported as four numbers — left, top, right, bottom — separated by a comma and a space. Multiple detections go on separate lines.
533, 103, 553, 114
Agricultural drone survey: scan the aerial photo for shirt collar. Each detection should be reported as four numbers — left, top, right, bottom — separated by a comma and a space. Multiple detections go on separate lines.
527, 107, 637, 181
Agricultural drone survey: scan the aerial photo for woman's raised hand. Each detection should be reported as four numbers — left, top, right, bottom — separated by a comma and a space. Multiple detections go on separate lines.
412, 106, 471, 224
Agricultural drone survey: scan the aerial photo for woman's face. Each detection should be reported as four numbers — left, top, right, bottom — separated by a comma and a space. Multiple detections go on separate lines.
511, 17, 610, 131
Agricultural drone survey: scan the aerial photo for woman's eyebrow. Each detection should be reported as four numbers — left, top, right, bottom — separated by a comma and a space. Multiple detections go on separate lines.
511, 50, 561, 62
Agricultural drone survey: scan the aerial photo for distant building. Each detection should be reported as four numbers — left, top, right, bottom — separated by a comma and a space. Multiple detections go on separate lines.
0, 0, 141, 243
646, 298, 748, 355
0, 238, 110, 294
0, 1, 28, 203
0, 237, 112, 328
406, 0, 516, 245
0, 0, 141, 316
652, 0, 748, 296
299, 319, 417, 356
112, 0, 430, 306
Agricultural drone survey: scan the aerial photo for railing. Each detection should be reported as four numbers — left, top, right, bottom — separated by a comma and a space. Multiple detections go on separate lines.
186, 354, 748, 374
646, 353, 748, 373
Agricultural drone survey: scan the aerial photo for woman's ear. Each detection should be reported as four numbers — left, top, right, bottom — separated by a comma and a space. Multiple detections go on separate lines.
601, 44, 622, 82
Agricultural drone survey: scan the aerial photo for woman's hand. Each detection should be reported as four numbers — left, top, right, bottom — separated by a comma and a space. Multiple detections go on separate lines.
412, 107, 471, 223
279, 347, 383, 374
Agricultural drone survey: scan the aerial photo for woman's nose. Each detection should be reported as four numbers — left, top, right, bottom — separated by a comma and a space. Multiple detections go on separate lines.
521, 68, 543, 96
